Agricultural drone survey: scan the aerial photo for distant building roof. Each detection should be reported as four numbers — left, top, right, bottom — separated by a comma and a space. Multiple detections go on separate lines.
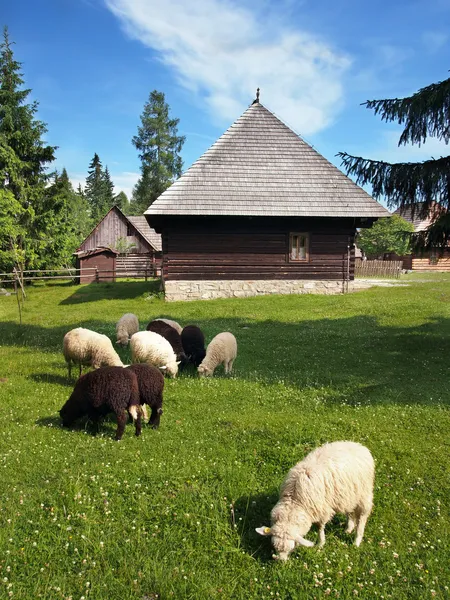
146, 100, 389, 219
393, 202, 442, 232
127, 216, 162, 252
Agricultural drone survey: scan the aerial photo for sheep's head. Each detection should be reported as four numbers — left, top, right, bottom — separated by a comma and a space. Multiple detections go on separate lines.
256, 521, 314, 561
197, 364, 212, 377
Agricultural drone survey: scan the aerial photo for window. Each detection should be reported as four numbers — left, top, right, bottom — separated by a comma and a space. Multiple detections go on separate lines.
126, 223, 133, 237
289, 232, 309, 261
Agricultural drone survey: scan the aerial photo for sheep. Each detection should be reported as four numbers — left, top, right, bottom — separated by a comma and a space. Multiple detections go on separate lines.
197, 332, 237, 376
130, 331, 180, 378
59, 366, 142, 440
146, 320, 188, 366
126, 364, 164, 428
116, 313, 139, 346
181, 325, 206, 367
154, 318, 183, 335
63, 327, 123, 378
256, 441, 375, 560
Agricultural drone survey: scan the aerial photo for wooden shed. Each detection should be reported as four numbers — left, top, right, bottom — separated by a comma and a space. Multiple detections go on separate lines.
76, 206, 162, 277
146, 93, 390, 301
74, 247, 119, 283
393, 204, 450, 271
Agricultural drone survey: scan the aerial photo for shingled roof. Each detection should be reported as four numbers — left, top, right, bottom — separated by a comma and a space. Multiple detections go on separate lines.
127, 216, 162, 251
146, 100, 389, 219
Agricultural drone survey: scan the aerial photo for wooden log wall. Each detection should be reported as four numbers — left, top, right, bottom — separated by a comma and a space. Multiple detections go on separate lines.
160, 218, 356, 281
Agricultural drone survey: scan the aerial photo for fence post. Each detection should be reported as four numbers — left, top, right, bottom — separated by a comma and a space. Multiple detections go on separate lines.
95, 267, 99, 284
145, 268, 148, 282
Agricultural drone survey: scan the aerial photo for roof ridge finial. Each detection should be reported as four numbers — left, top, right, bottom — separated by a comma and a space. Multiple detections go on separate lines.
252, 87, 260, 105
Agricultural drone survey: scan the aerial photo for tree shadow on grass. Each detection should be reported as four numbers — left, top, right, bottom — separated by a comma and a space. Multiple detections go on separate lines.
2, 313, 450, 408
59, 280, 160, 305
30, 373, 74, 387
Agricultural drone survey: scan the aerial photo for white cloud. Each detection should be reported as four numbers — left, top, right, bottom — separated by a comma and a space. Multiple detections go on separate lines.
363, 130, 449, 163
422, 31, 449, 53
104, 0, 351, 135
70, 170, 139, 199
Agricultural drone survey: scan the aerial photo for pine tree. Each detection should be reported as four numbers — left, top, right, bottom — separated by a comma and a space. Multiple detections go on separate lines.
338, 76, 450, 250
103, 165, 115, 209
0, 26, 56, 271
129, 90, 185, 215
85, 153, 106, 222
114, 190, 128, 212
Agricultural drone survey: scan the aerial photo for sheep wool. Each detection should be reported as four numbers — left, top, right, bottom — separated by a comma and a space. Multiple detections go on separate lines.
256, 441, 375, 560
181, 325, 206, 367
116, 313, 139, 346
154, 318, 183, 335
63, 327, 123, 378
59, 366, 141, 440
130, 331, 179, 378
146, 320, 187, 365
126, 364, 164, 428
198, 332, 237, 377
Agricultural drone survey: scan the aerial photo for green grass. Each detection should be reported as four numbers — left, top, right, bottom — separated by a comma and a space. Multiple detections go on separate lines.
0, 279, 449, 600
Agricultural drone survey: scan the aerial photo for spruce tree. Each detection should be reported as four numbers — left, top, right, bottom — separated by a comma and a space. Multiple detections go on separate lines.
129, 90, 185, 215
85, 153, 106, 222
338, 76, 450, 250
114, 190, 128, 212
103, 165, 115, 209
0, 26, 56, 271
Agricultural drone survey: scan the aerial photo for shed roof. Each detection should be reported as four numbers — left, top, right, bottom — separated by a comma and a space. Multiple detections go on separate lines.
74, 247, 119, 258
146, 100, 389, 219
127, 216, 162, 251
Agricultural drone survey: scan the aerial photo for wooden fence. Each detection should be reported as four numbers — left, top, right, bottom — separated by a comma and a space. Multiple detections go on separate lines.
355, 260, 403, 279
0, 266, 159, 286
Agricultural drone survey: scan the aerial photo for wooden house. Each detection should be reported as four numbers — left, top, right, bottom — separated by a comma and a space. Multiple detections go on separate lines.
146, 94, 389, 301
393, 204, 450, 271
76, 206, 162, 277
74, 247, 118, 283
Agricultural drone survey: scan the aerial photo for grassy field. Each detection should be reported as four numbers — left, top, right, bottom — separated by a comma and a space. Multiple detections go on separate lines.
0, 277, 449, 600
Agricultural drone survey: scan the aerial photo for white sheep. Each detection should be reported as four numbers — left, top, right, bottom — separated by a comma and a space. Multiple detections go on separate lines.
63, 327, 124, 378
256, 441, 375, 560
130, 331, 180, 378
116, 313, 139, 346
154, 318, 183, 335
197, 332, 237, 377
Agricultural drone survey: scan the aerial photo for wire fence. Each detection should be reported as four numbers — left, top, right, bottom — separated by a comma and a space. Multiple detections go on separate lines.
0, 266, 160, 286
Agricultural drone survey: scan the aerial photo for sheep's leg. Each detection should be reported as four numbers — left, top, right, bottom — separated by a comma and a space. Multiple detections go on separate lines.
115, 410, 127, 441
354, 512, 369, 547
134, 409, 142, 438
141, 404, 149, 423
346, 514, 356, 534
228, 359, 234, 373
67, 360, 72, 378
318, 523, 326, 547
78, 363, 82, 378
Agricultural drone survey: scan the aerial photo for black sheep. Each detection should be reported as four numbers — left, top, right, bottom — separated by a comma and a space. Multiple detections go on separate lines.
181, 325, 206, 367
59, 366, 142, 440
126, 364, 164, 429
146, 320, 188, 367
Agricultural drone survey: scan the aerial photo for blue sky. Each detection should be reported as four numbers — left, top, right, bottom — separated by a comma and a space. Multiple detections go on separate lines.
4, 0, 450, 201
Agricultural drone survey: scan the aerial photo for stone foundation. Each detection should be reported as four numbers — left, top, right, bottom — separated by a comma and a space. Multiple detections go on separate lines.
164, 279, 353, 301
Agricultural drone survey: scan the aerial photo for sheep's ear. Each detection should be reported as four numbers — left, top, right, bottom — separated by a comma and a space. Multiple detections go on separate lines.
159, 365, 167, 371
255, 526, 271, 536
176, 360, 181, 365
157, 408, 163, 415
295, 536, 315, 547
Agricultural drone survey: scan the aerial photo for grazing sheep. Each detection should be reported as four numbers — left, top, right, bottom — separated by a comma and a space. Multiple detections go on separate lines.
146, 320, 187, 366
197, 332, 237, 377
116, 313, 139, 346
63, 327, 123, 378
154, 318, 183, 335
59, 366, 141, 440
126, 364, 164, 428
181, 325, 206, 367
256, 441, 375, 560
130, 331, 180, 378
